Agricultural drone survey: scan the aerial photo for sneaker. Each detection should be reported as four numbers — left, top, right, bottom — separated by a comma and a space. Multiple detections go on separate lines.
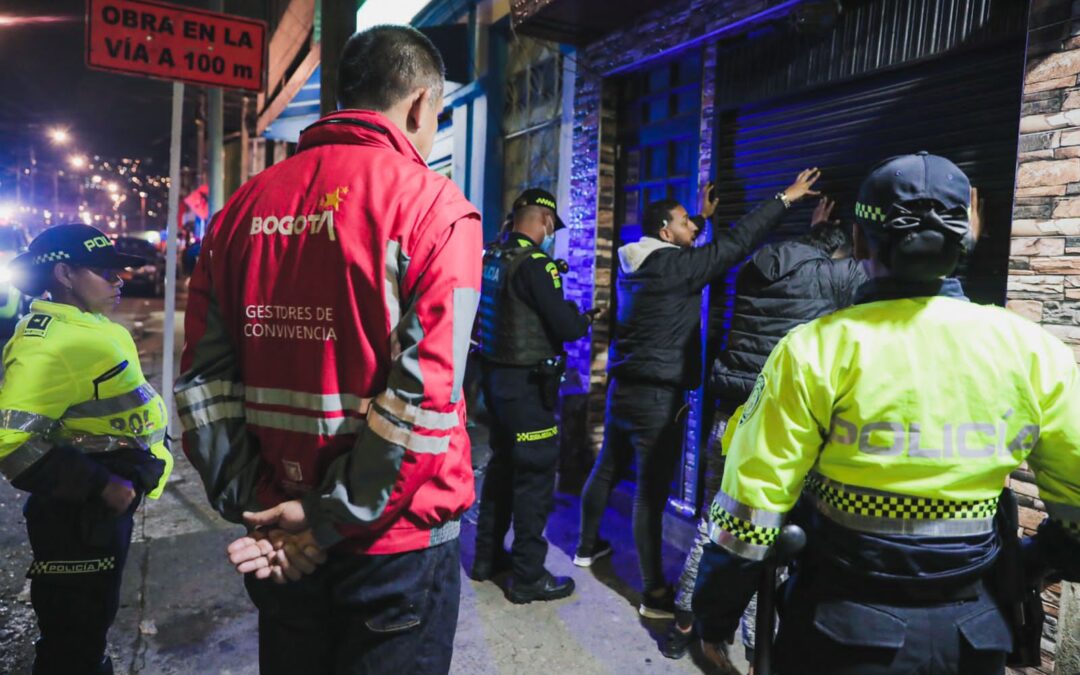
662, 622, 694, 659
572, 538, 613, 567
508, 571, 575, 604
639, 586, 676, 620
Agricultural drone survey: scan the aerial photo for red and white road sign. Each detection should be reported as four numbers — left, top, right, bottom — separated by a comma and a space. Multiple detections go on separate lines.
85, 0, 266, 92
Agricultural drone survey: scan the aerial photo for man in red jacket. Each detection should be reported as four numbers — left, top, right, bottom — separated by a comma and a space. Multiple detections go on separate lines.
175, 26, 481, 674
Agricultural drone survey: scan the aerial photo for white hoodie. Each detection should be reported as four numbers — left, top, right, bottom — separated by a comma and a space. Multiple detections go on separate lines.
617, 237, 679, 274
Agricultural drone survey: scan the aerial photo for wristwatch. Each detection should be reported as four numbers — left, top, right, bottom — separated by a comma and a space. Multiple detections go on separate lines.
775, 192, 791, 208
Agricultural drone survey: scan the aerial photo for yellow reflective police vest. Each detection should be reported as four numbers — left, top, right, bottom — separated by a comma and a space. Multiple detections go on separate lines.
710, 293, 1080, 560
0, 300, 173, 498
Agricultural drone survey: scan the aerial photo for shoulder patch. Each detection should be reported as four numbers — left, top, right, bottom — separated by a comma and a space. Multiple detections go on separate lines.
530, 252, 548, 260
23, 314, 53, 338
544, 261, 562, 289
740, 374, 766, 425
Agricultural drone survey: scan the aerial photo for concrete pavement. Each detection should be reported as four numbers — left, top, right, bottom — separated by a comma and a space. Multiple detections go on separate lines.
0, 295, 745, 674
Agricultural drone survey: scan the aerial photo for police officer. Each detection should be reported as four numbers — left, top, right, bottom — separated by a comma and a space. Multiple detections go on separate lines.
472, 188, 600, 603
692, 153, 1080, 674
0, 224, 173, 674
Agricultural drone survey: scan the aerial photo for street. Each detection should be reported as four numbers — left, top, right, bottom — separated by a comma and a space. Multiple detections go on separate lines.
0, 295, 746, 675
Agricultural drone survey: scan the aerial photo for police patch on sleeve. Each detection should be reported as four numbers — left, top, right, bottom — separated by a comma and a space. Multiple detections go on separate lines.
740, 374, 766, 424
23, 314, 52, 338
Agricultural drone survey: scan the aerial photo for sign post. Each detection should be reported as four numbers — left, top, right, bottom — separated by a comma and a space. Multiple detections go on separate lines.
85, 0, 266, 434
162, 81, 183, 434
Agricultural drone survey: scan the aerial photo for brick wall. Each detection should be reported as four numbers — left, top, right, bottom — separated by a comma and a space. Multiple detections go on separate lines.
1007, 2, 1080, 672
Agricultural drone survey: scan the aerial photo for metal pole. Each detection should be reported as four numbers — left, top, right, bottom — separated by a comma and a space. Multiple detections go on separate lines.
207, 0, 224, 217
163, 82, 184, 436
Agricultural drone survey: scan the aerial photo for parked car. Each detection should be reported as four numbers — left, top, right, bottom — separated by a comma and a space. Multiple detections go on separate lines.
0, 225, 31, 337
114, 236, 166, 296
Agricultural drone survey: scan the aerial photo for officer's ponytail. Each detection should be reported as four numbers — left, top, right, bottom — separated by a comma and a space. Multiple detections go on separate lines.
878, 202, 968, 283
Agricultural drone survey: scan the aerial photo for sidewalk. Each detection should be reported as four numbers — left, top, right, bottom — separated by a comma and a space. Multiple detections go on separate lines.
0, 302, 744, 673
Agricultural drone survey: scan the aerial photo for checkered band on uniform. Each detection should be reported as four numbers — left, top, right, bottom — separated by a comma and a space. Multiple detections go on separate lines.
854, 202, 887, 222
709, 501, 780, 547
806, 472, 998, 537
31, 251, 71, 265
28, 556, 116, 576
704, 488, 787, 560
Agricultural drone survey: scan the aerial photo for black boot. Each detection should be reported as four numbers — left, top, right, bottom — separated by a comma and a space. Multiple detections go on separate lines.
508, 571, 575, 604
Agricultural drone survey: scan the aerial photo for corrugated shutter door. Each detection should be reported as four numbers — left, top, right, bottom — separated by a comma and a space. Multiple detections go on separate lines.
710, 39, 1026, 308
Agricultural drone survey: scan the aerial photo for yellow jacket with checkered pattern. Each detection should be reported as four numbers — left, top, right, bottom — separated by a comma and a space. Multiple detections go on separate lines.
709, 284, 1080, 563
0, 300, 172, 500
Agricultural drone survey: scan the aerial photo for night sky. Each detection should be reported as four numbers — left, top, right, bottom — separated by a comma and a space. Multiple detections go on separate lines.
0, 0, 186, 169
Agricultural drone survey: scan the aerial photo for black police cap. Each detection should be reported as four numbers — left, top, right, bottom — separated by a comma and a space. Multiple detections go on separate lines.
513, 188, 565, 231
13, 224, 147, 273
855, 152, 971, 239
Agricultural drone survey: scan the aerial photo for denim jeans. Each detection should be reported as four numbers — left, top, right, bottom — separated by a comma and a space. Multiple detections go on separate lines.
578, 379, 685, 592
245, 538, 462, 675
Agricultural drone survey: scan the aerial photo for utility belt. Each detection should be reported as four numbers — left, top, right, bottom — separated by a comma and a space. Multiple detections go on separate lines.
479, 353, 565, 410
797, 480, 1044, 666
534, 354, 566, 410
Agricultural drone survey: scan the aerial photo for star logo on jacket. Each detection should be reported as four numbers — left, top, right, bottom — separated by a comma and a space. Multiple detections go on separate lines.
319, 186, 349, 212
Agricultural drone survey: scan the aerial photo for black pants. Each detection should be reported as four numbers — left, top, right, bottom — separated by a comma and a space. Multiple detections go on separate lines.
578, 379, 684, 592
773, 574, 1012, 675
474, 365, 560, 583
245, 538, 462, 675
24, 494, 139, 675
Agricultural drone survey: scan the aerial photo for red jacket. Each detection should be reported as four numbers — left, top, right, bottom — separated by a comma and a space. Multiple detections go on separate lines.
177, 110, 482, 554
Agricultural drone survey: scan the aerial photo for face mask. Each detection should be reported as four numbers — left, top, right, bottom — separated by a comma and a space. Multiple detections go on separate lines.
540, 231, 555, 254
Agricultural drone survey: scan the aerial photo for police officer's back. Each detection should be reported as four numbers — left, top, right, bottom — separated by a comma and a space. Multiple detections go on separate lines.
472, 189, 598, 602
692, 154, 1080, 675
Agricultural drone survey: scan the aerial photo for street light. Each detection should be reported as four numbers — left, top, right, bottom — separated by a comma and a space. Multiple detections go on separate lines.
68, 155, 86, 169
48, 128, 70, 145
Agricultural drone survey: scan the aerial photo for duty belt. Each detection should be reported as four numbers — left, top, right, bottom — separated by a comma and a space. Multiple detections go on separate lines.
806, 472, 998, 537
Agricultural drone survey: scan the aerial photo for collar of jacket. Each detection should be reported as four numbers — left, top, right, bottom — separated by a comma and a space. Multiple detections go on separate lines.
503, 232, 539, 248
853, 277, 968, 305
29, 299, 109, 326
296, 109, 426, 166
617, 236, 679, 274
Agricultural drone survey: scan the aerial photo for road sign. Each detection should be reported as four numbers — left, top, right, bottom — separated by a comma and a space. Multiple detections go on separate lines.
85, 0, 266, 93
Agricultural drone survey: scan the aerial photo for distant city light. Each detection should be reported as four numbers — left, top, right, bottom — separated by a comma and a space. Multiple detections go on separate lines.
107, 182, 119, 193
0, 204, 12, 220
0, 15, 75, 27
91, 175, 102, 184
108, 221, 117, 229
48, 128, 70, 145
81, 212, 92, 225
68, 155, 87, 169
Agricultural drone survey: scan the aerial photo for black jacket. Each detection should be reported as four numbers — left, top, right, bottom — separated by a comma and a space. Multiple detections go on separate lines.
711, 240, 867, 408
608, 198, 786, 389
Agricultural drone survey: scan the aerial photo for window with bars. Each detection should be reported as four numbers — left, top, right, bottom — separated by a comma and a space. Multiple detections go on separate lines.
616, 54, 703, 245
502, 36, 562, 216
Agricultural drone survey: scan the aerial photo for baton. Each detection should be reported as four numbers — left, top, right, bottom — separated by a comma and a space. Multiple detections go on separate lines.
753, 524, 806, 675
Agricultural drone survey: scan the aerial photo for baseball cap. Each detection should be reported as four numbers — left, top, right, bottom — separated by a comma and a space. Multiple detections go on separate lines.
513, 188, 565, 231
855, 152, 970, 238
12, 225, 146, 287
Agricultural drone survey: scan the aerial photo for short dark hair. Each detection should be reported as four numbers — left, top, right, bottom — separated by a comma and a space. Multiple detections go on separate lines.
337, 25, 445, 111
801, 221, 852, 255
642, 199, 681, 238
